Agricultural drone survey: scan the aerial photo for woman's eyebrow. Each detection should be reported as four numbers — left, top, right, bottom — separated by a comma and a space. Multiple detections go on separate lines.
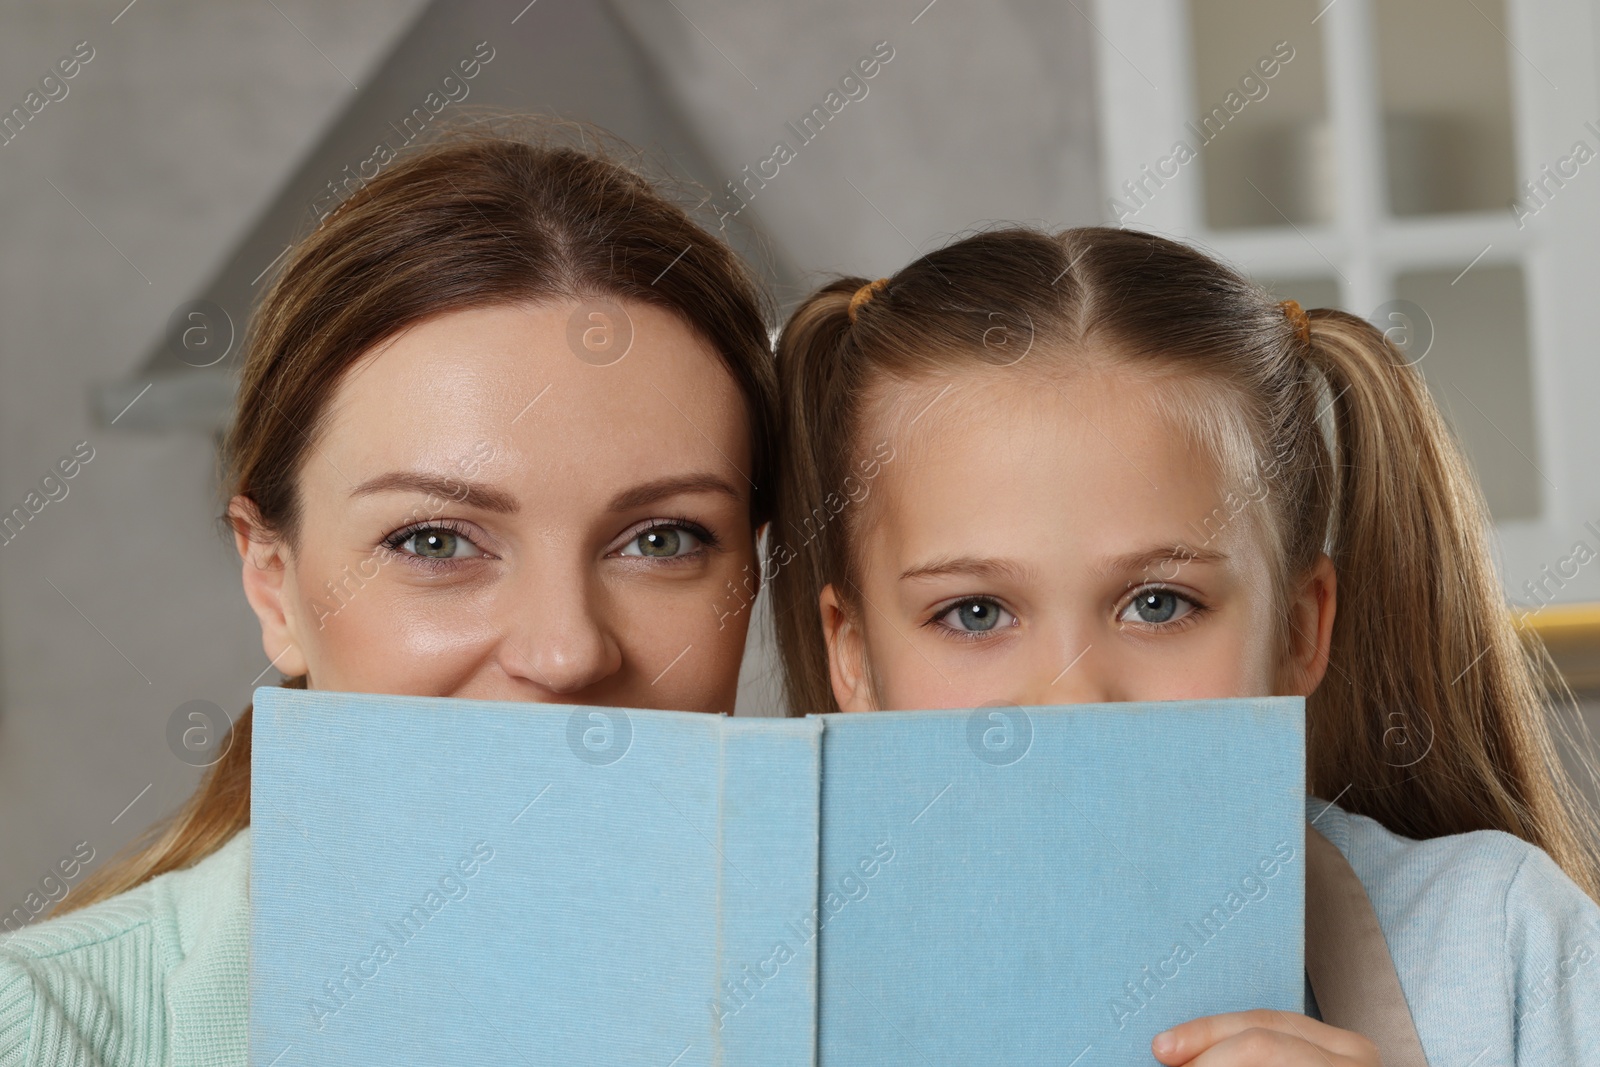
900, 555, 1037, 584
607, 473, 743, 512
349, 472, 518, 514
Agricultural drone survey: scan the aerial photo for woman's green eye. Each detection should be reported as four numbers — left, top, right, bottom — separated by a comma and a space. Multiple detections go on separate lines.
619, 524, 707, 559
639, 528, 680, 557
395, 527, 481, 560
1120, 589, 1192, 626
414, 530, 457, 558
938, 598, 1013, 634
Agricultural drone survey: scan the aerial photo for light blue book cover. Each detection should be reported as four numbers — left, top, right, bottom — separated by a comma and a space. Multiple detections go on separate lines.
250, 689, 1304, 1066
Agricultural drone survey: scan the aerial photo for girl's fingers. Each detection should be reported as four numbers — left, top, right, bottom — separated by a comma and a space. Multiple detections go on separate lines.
1170, 1025, 1374, 1066
1152, 1009, 1381, 1065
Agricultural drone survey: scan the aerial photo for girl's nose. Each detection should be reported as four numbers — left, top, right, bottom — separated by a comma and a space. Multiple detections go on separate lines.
1029, 642, 1109, 707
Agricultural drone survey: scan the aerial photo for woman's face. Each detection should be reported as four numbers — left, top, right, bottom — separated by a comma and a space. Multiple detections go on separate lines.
233, 300, 758, 713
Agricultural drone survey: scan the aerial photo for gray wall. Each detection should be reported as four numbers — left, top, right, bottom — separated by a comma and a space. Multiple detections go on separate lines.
0, 0, 430, 924
0, 0, 1105, 918
608, 0, 1102, 283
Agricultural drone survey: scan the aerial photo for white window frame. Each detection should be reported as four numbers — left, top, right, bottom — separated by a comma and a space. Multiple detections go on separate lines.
1090, 0, 1600, 607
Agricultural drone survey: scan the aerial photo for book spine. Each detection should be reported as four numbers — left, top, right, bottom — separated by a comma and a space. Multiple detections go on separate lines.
710, 716, 823, 1065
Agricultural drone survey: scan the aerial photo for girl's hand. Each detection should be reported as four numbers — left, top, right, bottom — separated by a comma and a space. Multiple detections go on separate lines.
1152, 1009, 1381, 1065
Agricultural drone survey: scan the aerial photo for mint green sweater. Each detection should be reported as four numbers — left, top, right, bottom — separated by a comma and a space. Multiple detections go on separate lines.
0, 829, 248, 1067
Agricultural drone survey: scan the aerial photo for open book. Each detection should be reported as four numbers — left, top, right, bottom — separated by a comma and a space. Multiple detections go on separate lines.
249, 688, 1305, 1066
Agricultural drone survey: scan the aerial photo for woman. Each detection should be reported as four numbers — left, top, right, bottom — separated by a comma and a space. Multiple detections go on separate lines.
0, 125, 777, 1066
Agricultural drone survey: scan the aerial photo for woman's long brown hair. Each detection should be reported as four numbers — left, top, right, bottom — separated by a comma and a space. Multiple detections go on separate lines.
59, 120, 776, 912
772, 225, 1600, 900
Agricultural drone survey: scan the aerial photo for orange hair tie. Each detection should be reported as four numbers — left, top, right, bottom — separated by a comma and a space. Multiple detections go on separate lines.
1278, 299, 1311, 345
847, 278, 889, 324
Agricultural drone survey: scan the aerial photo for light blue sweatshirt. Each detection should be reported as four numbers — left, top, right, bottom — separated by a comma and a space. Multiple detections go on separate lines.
1303, 794, 1600, 1063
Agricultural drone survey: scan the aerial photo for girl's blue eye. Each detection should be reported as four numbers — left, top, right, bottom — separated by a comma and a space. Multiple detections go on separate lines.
938, 598, 1014, 634
395, 526, 482, 560
620, 524, 706, 559
1119, 589, 1195, 626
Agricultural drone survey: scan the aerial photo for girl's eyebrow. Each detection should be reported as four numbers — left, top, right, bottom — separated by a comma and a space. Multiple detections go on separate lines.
900, 555, 1037, 584
1096, 544, 1230, 577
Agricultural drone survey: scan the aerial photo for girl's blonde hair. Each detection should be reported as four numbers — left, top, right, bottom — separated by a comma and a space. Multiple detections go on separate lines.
58, 122, 777, 914
772, 225, 1600, 900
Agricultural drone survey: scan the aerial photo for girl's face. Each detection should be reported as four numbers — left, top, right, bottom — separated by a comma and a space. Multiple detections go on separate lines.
821, 362, 1335, 712
233, 301, 758, 713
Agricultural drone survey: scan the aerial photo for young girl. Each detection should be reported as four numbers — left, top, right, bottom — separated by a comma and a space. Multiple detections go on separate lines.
771, 226, 1600, 1065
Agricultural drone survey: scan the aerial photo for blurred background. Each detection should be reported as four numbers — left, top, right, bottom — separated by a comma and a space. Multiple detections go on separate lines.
1, 0, 1597, 919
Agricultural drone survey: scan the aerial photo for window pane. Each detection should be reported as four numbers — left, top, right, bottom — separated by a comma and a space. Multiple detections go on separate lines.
1189, 0, 1331, 229
1374, 0, 1517, 215
1393, 265, 1540, 521
1256, 275, 1343, 313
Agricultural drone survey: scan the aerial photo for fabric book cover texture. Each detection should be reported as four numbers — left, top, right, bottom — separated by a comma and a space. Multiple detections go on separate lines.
249, 689, 1305, 1066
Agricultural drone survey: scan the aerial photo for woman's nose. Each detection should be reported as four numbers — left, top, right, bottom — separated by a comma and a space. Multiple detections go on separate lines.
493, 569, 622, 696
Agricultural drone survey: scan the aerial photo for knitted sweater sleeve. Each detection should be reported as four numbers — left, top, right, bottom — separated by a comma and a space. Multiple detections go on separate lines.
0, 830, 250, 1067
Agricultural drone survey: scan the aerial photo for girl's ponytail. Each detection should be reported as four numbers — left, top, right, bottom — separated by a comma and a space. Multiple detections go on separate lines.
1301, 310, 1600, 898
771, 279, 871, 717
